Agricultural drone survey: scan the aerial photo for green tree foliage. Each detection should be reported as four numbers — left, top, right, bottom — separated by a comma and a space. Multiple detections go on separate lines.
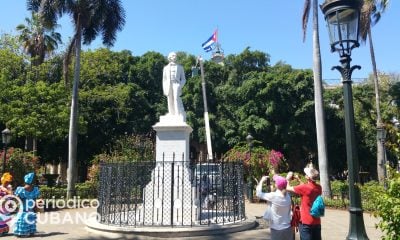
213, 58, 316, 169
5, 81, 69, 139
128, 51, 167, 117
324, 84, 379, 176
77, 49, 163, 161
0, 49, 69, 140
0, 48, 26, 81
80, 49, 135, 87
224, 47, 270, 79
0, 37, 397, 183
0, 33, 23, 55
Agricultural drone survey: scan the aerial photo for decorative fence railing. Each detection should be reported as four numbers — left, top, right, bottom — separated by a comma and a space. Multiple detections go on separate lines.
97, 159, 245, 227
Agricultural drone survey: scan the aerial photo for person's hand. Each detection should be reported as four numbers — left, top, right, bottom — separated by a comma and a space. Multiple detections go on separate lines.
286, 171, 294, 181
260, 176, 269, 182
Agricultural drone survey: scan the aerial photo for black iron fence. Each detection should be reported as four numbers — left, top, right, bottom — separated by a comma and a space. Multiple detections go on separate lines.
97, 158, 245, 227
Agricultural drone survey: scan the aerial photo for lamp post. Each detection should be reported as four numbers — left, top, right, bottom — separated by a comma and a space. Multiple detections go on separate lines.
246, 134, 254, 202
321, 0, 368, 239
376, 127, 387, 189
2, 128, 11, 174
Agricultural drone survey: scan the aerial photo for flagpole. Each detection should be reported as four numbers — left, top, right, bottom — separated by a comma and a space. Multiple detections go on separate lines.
210, 28, 224, 64
199, 57, 213, 160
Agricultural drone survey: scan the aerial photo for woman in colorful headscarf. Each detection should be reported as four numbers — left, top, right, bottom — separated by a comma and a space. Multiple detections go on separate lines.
13, 172, 40, 237
0, 172, 13, 235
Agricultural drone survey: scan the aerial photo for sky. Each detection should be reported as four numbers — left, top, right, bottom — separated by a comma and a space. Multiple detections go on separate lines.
0, 1, 399, 83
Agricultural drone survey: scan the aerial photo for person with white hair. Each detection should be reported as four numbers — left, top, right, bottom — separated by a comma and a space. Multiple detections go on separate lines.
162, 52, 186, 120
286, 165, 322, 240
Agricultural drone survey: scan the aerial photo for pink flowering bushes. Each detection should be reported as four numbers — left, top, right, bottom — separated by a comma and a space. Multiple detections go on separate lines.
269, 149, 285, 170
223, 144, 287, 181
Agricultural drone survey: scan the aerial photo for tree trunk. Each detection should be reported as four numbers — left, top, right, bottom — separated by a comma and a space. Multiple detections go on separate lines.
25, 136, 33, 152
312, 0, 331, 197
368, 27, 385, 183
67, 17, 81, 199
33, 137, 37, 156
24, 136, 37, 156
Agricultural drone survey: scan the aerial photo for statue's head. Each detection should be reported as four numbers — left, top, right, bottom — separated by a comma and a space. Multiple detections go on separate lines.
168, 52, 177, 63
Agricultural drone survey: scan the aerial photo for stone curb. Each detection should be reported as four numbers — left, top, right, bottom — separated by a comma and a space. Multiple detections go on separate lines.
86, 217, 257, 238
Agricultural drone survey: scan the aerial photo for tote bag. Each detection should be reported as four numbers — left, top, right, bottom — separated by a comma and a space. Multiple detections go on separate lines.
263, 202, 272, 222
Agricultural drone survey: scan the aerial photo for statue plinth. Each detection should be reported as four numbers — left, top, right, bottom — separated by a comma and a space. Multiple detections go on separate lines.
142, 114, 198, 225
153, 114, 192, 162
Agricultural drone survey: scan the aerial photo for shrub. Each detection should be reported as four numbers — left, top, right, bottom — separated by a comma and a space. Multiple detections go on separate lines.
76, 181, 97, 199
360, 180, 385, 212
7, 148, 40, 186
326, 180, 384, 211
223, 141, 287, 182
330, 180, 348, 194
39, 182, 97, 200
373, 170, 400, 239
39, 185, 67, 199
87, 134, 154, 188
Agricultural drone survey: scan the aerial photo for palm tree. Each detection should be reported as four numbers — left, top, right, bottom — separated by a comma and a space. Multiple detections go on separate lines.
360, 0, 389, 183
16, 13, 62, 67
38, 0, 126, 198
302, 0, 331, 197
16, 11, 62, 154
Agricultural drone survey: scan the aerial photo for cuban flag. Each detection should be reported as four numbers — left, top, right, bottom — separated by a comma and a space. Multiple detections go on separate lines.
202, 30, 217, 52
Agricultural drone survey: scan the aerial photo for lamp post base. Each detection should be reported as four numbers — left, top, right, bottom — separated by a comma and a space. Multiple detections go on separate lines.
346, 207, 369, 240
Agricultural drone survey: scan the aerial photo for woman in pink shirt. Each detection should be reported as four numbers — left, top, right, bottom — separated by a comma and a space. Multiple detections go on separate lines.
256, 174, 294, 240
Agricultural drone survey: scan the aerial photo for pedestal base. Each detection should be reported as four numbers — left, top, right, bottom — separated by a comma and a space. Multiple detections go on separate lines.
142, 115, 194, 225
142, 163, 198, 225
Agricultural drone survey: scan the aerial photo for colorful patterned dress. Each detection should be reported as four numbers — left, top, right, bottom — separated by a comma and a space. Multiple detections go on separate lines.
13, 186, 40, 237
0, 186, 12, 235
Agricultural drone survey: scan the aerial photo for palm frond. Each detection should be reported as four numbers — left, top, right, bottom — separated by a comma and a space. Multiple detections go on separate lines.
26, 0, 41, 12
302, 0, 311, 42
360, 0, 389, 43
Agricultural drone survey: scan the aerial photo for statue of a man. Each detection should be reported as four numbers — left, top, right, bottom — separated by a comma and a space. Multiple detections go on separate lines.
163, 52, 186, 119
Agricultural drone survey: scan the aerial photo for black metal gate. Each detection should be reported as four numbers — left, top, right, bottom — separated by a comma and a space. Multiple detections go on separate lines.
97, 158, 245, 227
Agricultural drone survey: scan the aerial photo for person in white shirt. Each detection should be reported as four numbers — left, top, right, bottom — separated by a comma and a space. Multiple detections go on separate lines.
162, 52, 186, 119
256, 174, 293, 240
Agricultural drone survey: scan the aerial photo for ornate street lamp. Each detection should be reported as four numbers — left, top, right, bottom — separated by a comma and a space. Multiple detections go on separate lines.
246, 133, 254, 202
2, 128, 11, 174
321, 0, 369, 239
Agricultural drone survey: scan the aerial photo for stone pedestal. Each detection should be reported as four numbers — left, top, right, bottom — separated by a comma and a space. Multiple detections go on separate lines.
152, 114, 192, 163
143, 115, 197, 225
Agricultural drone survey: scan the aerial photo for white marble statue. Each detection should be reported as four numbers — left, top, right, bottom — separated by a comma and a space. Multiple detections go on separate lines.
163, 52, 186, 119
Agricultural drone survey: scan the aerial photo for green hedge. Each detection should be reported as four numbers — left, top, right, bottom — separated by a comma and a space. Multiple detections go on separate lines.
322, 180, 384, 212
39, 181, 98, 200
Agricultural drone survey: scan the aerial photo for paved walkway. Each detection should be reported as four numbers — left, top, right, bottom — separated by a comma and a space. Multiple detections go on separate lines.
4, 202, 382, 239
